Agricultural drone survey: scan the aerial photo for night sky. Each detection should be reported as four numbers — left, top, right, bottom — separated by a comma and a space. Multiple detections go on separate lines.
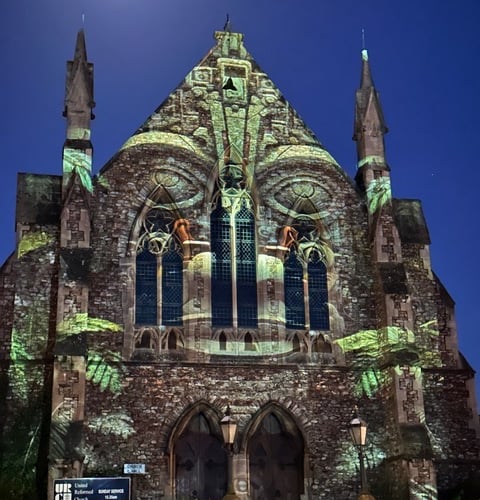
3, 1, 480, 401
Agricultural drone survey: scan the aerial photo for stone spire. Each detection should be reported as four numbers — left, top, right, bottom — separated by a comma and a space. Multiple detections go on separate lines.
62, 29, 95, 193
63, 29, 95, 141
353, 48, 388, 182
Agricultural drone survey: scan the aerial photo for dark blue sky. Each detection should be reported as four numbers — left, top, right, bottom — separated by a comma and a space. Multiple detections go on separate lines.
3, 1, 480, 400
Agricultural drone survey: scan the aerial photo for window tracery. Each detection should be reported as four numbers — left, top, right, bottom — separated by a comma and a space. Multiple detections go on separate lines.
135, 206, 184, 327
210, 177, 258, 328
282, 221, 330, 331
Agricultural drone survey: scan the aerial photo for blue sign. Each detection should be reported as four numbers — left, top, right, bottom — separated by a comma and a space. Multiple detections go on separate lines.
54, 478, 130, 500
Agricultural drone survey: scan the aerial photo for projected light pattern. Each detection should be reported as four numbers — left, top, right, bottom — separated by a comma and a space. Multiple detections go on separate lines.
366, 176, 391, 215
1, 247, 55, 497
17, 231, 54, 259
63, 148, 92, 192
1, 26, 475, 500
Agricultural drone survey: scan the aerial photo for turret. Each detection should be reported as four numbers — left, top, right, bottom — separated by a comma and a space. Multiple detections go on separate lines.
353, 49, 388, 191
62, 29, 95, 194
49, 31, 94, 489
64, 29, 95, 140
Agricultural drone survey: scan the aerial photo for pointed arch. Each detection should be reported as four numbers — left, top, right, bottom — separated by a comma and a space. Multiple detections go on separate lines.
281, 213, 331, 332
243, 403, 305, 500
312, 334, 332, 353
210, 192, 258, 329
132, 184, 186, 328
244, 331, 255, 351
168, 402, 227, 500
219, 332, 227, 351
292, 334, 300, 352
167, 330, 177, 350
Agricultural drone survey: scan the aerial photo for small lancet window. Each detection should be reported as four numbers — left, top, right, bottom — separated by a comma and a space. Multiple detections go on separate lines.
139, 331, 152, 349
219, 332, 227, 351
167, 330, 177, 350
292, 335, 300, 352
244, 332, 255, 351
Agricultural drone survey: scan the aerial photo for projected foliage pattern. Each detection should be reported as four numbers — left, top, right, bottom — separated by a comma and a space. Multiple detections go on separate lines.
0, 243, 56, 497
1, 27, 473, 500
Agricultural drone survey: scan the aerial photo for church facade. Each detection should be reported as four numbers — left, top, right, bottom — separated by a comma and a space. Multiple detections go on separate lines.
0, 27, 479, 500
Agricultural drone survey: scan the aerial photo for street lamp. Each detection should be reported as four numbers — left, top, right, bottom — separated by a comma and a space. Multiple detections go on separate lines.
220, 406, 239, 500
221, 406, 237, 449
349, 413, 375, 500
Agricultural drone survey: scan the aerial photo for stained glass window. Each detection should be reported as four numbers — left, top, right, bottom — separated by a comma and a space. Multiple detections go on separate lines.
162, 248, 183, 325
284, 249, 329, 330
135, 250, 157, 325
211, 199, 258, 327
211, 204, 233, 326
308, 253, 329, 330
135, 236, 183, 326
284, 251, 305, 329
236, 204, 257, 327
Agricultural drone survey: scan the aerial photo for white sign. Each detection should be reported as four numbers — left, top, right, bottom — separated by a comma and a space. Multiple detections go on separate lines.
123, 463, 146, 474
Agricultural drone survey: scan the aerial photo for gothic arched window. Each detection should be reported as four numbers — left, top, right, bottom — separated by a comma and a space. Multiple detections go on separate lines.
235, 203, 258, 327
211, 198, 258, 328
135, 210, 184, 327
284, 248, 329, 331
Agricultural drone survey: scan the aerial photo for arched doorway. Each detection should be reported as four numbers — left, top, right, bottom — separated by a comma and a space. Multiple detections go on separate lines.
248, 411, 304, 500
174, 412, 227, 500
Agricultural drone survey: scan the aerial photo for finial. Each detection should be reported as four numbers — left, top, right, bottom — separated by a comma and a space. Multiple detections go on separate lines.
361, 29, 369, 61
82, 13, 85, 27
223, 13, 232, 32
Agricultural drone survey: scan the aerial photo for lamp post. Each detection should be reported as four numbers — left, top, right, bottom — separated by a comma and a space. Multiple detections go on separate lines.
220, 406, 240, 500
349, 413, 375, 500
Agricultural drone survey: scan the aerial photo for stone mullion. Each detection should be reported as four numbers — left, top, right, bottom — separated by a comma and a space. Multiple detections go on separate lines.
303, 262, 310, 331
230, 210, 238, 330
182, 241, 210, 358
259, 248, 285, 353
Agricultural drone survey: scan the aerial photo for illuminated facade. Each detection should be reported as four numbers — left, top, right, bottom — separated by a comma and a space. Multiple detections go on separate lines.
1, 27, 480, 500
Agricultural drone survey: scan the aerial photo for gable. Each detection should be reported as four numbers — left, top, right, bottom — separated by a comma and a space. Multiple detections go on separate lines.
102, 31, 343, 183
